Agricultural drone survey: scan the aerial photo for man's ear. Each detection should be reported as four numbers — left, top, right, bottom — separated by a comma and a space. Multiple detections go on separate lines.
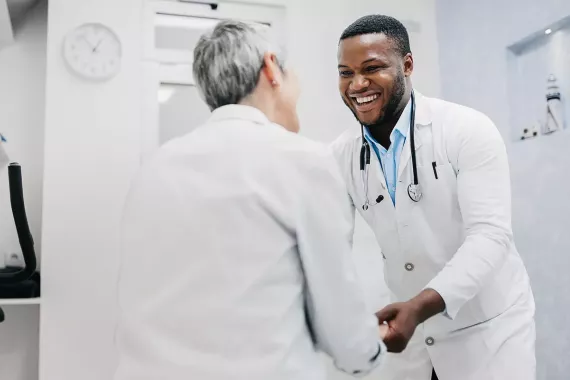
403, 53, 414, 77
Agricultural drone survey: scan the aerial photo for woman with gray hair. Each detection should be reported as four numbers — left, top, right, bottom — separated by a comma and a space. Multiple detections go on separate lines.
114, 20, 386, 380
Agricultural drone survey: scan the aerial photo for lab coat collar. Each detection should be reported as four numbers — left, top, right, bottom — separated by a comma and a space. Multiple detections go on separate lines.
208, 104, 272, 126
413, 90, 432, 126
397, 90, 431, 180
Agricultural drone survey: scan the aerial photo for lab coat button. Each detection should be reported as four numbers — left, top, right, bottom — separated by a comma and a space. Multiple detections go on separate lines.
405, 263, 414, 271
425, 337, 435, 346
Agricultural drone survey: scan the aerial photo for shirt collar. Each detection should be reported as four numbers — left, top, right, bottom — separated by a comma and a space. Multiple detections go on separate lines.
393, 97, 412, 139
208, 104, 272, 126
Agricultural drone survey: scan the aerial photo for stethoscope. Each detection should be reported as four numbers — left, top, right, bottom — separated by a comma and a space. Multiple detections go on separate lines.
360, 90, 422, 211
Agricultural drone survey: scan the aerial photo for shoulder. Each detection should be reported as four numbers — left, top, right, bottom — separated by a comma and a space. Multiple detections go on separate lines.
428, 97, 498, 133
329, 128, 361, 163
277, 129, 344, 179
426, 97, 493, 126
426, 96, 503, 150
424, 97, 507, 170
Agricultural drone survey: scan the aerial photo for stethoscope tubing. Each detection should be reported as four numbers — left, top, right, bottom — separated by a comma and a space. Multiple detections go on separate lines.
359, 90, 421, 209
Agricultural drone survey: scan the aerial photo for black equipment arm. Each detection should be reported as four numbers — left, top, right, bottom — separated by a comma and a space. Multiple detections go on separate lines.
0, 163, 37, 284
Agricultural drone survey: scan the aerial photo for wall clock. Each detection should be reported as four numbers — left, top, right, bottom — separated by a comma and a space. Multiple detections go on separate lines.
62, 23, 122, 81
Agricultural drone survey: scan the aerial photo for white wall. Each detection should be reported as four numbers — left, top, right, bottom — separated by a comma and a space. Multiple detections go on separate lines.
38, 1, 441, 380
38, 0, 145, 379
0, 3, 46, 380
436, 1, 570, 379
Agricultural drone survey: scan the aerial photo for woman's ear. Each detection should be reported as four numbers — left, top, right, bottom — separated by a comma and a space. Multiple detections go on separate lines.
261, 52, 282, 87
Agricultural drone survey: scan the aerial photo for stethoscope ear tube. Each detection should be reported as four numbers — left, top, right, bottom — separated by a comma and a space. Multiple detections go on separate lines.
359, 124, 370, 171
409, 91, 419, 186
407, 91, 422, 202
359, 141, 366, 171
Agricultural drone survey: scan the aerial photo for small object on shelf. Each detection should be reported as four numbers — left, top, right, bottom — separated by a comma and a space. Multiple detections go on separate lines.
544, 74, 564, 134
520, 122, 540, 140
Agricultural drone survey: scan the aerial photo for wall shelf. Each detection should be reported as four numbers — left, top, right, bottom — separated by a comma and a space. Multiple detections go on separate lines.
0, 298, 41, 306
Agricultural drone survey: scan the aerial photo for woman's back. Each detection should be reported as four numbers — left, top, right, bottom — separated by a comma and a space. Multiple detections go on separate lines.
115, 106, 332, 380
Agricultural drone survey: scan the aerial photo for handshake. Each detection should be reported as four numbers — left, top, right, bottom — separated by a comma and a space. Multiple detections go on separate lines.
375, 289, 445, 353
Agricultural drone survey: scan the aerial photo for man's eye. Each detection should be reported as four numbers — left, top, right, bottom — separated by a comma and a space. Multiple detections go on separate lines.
365, 66, 382, 72
339, 71, 353, 77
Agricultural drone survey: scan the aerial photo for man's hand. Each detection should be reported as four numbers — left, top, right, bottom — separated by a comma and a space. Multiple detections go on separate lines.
375, 302, 421, 353
376, 289, 446, 353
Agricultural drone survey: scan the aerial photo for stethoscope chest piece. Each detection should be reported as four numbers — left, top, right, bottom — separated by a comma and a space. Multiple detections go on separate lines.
407, 183, 422, 202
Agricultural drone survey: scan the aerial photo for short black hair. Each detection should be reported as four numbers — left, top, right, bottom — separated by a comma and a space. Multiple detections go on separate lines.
340, 15, 411, 57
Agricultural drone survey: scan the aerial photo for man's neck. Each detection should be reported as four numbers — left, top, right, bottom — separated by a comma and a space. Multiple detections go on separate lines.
367, 90, 411, 150
368, 108, 405, 150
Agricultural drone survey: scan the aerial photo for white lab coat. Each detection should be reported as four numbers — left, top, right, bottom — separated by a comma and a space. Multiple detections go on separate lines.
330, 92, 536, 380
114, 105, 385, 380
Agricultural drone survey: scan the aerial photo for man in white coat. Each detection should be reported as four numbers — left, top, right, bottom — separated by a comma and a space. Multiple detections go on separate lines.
331, 15, 536, 380
114, 20, 386, 380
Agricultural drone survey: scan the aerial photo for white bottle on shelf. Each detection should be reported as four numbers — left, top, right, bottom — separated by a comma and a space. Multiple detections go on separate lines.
544, 74, 564, 134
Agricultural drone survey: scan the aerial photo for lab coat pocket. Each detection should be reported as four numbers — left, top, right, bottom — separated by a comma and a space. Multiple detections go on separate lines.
415, 161, 457, 210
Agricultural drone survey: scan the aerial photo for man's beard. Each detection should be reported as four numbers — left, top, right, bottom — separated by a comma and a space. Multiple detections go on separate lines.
344, 71, 406, 127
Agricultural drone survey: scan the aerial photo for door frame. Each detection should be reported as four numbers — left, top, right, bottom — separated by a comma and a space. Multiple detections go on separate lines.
140, 0, 286, 162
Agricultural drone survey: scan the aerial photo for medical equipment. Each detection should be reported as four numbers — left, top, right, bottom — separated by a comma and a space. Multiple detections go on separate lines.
0, 163, 40, 323
359, 90, 422, 210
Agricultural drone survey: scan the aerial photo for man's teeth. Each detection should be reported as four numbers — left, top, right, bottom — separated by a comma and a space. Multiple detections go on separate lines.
355, 94, 379, 104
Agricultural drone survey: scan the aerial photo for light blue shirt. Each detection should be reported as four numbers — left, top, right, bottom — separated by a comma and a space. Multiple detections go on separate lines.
364, 100, 412, 205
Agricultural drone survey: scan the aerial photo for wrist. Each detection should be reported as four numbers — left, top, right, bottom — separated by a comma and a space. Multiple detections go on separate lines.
408, 289, 446, 324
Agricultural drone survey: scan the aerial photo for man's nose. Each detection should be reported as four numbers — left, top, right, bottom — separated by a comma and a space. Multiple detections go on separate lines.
350, 75, 369, 92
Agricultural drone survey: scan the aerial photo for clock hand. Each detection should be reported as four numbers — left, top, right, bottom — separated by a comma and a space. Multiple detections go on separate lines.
81, 36, 94, 49
92, 38, 103, 53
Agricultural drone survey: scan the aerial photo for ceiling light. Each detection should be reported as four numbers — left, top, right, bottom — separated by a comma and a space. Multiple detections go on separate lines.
545, 28, 552, 35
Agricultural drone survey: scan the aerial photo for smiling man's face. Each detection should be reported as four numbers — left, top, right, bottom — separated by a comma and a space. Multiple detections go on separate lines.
338, 33, 412, 126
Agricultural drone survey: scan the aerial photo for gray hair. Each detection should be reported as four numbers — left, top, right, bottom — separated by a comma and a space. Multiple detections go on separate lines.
193, 20, 286, 111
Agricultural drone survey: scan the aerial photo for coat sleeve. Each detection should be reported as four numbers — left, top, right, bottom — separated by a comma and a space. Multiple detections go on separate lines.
295, 145, 385, 377
329, 134, 357, 248
426, 111, 513, 320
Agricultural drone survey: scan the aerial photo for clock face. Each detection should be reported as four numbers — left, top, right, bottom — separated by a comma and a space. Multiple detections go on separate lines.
63, 23, 122, 81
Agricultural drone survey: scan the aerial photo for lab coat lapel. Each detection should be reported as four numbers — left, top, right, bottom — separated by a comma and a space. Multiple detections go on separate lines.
366, 140, 397, 222
368, 145, 388, 195
398, 92, 432, 181
397, 128, 422, 181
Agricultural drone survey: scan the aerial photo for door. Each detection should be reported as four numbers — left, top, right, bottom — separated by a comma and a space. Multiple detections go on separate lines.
141, 0, 286, 162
